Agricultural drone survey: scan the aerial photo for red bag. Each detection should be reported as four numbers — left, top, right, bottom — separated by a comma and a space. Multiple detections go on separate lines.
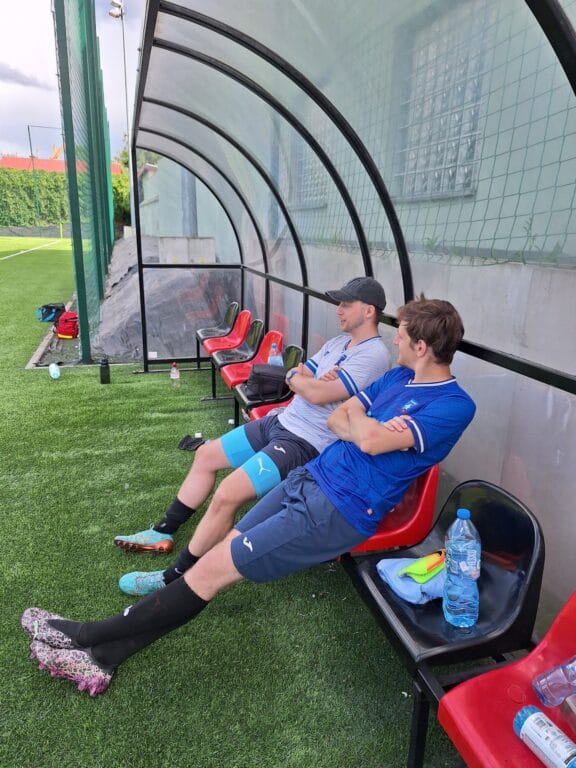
55, 311, 79, 339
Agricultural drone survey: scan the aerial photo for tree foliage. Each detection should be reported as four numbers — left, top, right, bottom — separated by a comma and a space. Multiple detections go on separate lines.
111, 171, 130, 225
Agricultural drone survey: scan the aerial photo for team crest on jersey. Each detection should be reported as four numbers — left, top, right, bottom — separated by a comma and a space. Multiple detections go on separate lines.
401, 399, 418, 413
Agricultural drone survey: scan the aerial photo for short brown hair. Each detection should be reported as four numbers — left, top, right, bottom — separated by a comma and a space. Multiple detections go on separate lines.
397, 294, 464, 364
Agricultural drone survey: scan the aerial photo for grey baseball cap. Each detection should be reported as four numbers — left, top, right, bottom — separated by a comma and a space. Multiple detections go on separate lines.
326, 277, 386, 312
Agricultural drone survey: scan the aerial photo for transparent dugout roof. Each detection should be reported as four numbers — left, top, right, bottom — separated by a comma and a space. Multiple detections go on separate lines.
138, 130, 263, 268
135, 0, 576, 376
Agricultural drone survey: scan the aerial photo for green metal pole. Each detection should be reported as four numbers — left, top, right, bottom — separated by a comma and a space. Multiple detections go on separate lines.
27, 125, 41, 226
53, 0, 92, 363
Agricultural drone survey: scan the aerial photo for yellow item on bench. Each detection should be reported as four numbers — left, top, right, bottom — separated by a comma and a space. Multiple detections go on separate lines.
397, 549, 445, 584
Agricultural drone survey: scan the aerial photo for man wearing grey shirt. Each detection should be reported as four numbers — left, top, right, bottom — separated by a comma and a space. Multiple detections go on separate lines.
115, 277, 390, 597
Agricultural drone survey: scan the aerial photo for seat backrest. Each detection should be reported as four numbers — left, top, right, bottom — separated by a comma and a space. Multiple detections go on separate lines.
350, 464, 439, 553
256, 330, 284, 364
283, 344, 304, 369
245, 319, 264, 351
229, 309, 251, 340
223, 301, 239, 327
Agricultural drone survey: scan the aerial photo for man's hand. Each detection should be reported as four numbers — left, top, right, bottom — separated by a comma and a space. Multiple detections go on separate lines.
328, 399, 416, 455
380, 414, 413, 432
287, 364, 349, 404
317, 366, 341, 382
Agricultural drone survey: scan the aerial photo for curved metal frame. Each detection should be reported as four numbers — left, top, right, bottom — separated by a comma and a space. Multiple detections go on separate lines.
525, 0, 576, 96
136, 135, 268, 360
141, 99, 311, 349
137, 137, 247, 268
159, 1, 414, 301
139, 127, 270, 326
132, 0, 576, 393
152, 39, 373, 277
142, 97, 309, 287
138, 132, 269, 273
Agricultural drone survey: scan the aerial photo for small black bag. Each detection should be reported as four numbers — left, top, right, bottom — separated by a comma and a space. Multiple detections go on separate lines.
36, 303, 66, 323
243, 363, 289, 401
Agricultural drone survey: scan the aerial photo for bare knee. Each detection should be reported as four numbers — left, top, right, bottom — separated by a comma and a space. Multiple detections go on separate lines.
211, 472, 255, 513
191, 439, 228, 472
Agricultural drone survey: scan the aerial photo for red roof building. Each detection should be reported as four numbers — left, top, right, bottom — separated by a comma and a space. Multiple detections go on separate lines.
0, 156, 124, 174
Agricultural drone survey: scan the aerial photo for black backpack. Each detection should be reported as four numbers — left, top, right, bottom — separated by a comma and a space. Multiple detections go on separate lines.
243, 364, 289, 401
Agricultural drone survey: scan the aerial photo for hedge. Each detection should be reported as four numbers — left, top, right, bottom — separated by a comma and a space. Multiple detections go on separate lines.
0, 167, 130, 227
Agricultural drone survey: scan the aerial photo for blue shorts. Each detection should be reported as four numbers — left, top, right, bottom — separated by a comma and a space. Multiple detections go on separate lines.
230, 467, 366, 583
220, 415, 318, 497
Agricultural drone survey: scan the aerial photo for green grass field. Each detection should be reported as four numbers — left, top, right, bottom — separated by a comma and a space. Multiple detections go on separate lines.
0, 237, 460, 768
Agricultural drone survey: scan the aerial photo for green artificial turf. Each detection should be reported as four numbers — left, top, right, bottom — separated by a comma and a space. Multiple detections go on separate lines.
0, 238, 460, 768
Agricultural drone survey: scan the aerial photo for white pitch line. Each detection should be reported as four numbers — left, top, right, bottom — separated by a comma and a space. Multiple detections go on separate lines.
0, 240, 61, 261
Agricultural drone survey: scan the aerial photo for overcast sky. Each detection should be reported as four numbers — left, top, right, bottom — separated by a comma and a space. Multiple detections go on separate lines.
0, 0, 144, 160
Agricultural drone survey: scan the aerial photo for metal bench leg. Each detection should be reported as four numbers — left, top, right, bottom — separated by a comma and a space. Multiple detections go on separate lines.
407, 681, 430, 768
201, 360, 234, 402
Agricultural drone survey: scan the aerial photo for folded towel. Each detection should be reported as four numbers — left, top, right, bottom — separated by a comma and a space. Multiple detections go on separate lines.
376, 557, 446, 604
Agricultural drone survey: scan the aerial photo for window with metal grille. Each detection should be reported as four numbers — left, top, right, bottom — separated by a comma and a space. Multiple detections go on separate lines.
288, 123, 327, 210
395, 0, 491, 200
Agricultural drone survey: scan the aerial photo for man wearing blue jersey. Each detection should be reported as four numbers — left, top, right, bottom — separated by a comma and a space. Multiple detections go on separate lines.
21, 295, 475, 697
113, 277, 390, 596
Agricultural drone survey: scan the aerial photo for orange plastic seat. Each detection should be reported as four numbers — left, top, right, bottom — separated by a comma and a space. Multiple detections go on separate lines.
202, 309, 251, 355
220, 330, 283, 390
438, 591, 576, 768
349, 464, 439, 554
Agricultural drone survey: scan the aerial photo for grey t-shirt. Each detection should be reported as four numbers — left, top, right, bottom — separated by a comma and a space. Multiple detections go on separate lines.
278, 334, 390, 453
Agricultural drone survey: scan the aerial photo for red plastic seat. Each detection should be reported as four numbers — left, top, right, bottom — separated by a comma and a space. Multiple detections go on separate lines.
349, 464, 439, 553
249, 397, 294, 421
438, 591, 576, 768
202, 310, 251, 355
232, 344, 303, 425
220, 330, 283, 390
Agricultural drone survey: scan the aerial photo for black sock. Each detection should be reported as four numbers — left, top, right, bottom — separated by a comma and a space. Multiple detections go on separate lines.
91, 626, 174, 668
163, 548, 199, 585
46, 619, 162, 670
48, 618, 82, 645
77, 577, 208, 648
154, 498, 196, 534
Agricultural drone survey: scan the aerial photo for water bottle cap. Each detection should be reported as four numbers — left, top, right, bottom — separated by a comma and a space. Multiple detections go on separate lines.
456, 507, 471, 519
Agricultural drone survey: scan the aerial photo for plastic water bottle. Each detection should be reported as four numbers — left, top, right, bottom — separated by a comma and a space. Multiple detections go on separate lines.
48, 363, 60, 380
267, 342, 283, 366
99, 358, 110, 384
513, 705, 576, 768
170, 361, 180, 386
533, 657, 576, 707
442, 507, 481, 628
562, 695, 576, 735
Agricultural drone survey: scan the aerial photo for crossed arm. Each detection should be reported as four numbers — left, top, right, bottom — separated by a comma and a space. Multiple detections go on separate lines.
327, 396, 416, 455
286, 363, 350, 405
